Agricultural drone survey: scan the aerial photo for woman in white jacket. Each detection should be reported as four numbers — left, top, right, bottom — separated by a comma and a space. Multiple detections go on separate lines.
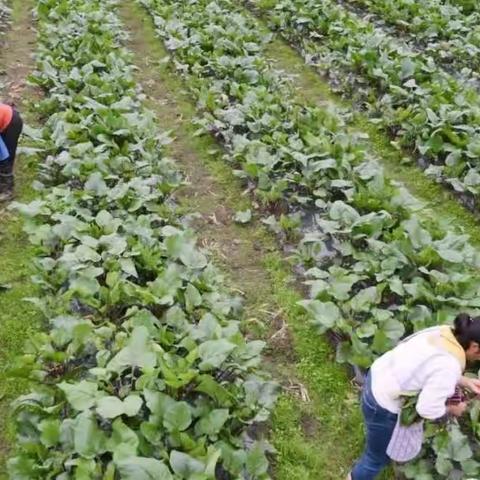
348, 313, 480, 480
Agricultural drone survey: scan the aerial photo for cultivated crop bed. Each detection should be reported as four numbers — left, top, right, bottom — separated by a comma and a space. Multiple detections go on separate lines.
344, 0, 480, 73
7, 0, 276, 478
0, 0, 10, 40
139, 0, 480, 477
255, 0, 480, 211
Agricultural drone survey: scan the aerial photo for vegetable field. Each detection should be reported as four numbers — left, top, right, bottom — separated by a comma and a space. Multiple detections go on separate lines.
3, 0, 480, 478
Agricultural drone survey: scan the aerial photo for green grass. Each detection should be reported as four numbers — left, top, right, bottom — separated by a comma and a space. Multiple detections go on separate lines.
264, 252, 364, 479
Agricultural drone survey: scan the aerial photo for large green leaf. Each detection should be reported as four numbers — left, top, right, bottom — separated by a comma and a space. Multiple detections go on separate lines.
107, 326, 157, 373
58, 381, 103, 411
116, 457, 173, 480
297, 300, 342, 331
195, 409, 229, 437
198, 339, 237, 371
163, 402, 192, 432
73, 412, 106, 459
107, 419, 139, 458
169, 451, 204, 477
96, 395, 142, 419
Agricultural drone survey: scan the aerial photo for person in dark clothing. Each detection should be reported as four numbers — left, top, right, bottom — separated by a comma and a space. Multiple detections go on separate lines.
0, 103, 23, 202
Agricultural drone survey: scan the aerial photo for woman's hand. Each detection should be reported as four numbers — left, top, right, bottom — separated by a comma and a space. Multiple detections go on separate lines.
447, 401, 468, 417
459, 376, 480, 395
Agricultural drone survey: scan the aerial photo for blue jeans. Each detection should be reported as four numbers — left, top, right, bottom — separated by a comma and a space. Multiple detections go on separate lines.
351, 373, 398, 480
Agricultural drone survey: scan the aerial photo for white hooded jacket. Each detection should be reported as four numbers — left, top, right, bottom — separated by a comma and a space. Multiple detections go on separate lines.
371, 326, 465, 419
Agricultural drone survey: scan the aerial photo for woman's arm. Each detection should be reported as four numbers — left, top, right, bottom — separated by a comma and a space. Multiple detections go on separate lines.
446, 402, 468, 417
459, 376, 480, 395
416, 360, 462, 420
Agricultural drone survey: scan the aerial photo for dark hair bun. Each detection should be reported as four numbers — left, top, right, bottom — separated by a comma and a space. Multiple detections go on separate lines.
454, 313, 472, 334
453, 313, 480, 349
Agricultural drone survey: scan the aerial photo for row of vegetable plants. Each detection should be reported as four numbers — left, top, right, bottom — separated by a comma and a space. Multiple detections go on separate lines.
450, 0, 479, 14
0, 0, 10, 41
342, 0, 480, 74
251, 0, 480, 211
140, 0, 480, 476
7, 0, 276, 478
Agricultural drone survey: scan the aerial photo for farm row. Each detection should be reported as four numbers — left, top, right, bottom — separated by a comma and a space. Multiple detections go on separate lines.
7, 0, 275, 478
343, 0, 480, 72
139, 0, 480, 477
254, 0, 480, 211
0, 0, 9, 38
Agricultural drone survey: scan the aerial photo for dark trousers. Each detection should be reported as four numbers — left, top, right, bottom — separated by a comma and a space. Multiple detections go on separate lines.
0, 110, 23, 175
351, 373, 398, 479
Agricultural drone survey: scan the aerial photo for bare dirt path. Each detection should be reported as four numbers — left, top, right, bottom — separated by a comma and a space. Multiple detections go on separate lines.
118, 2, 366, 479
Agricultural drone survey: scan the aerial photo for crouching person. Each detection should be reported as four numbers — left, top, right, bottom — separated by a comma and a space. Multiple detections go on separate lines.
348, 313, 480, 480
0, 103, 23, 202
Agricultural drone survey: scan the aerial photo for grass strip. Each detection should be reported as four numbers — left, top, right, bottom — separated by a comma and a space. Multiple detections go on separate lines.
0, 0, 40, 473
